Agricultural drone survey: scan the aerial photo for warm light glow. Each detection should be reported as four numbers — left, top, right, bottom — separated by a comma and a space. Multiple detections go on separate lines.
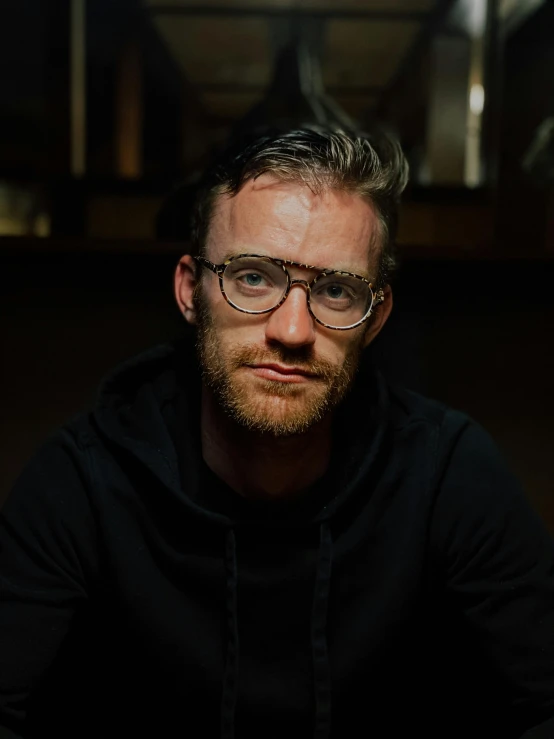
469, 83, 485, 115
467, 0, 487, 37
0, 182, 51, 236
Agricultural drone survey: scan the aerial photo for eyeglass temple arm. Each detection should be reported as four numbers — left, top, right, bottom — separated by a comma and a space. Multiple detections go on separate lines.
194, 256, 221, 275
373, 287, 385, 305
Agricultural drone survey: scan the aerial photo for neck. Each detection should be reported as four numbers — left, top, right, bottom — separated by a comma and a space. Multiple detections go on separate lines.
200, 385, 332, 501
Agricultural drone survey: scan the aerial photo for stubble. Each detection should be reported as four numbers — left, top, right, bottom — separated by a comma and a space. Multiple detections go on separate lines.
194, 283, 364, 437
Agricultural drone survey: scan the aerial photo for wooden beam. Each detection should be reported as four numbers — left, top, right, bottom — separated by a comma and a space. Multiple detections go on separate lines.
70, 0, 86, 177
115, 40, 143, 179
381, 0, 460, 107
197, 82, 383, 95
44, 0, 71, 176
481, 0, 502, 189
146, 6, 430, 22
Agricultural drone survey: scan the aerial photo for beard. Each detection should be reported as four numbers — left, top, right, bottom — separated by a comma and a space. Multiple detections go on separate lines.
194, 284, 365, 437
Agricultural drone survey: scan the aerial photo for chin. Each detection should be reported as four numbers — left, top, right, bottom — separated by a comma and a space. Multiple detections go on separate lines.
227, 382, 330, 436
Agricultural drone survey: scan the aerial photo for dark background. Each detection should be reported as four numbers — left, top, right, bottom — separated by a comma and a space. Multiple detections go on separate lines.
1, 0, 553, 529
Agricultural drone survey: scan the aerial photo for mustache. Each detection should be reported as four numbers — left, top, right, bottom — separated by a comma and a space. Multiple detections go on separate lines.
228, 345, 348, 381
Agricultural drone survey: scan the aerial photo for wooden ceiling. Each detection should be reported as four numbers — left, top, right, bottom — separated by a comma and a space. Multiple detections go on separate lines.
144, 0, 440, 123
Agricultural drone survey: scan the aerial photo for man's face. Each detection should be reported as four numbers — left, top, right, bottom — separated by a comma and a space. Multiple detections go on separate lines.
178, 175, 390, 437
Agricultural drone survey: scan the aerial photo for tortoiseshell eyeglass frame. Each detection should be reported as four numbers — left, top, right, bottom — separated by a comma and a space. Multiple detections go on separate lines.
193, 253, 385, 331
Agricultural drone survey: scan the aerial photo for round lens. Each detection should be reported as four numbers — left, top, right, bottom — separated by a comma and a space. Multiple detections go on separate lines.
310, 273, 372, 328
223, 257, 288, 313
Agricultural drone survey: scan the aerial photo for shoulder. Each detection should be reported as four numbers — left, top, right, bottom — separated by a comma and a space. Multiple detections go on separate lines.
386, 381, 474, 450
386, 386, 553, 570
2, 412, 98, 520
383, 379, 521, 501
1, 414, 101, 589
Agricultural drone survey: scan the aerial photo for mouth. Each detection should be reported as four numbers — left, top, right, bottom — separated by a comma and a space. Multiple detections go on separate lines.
246, 363, 318, 383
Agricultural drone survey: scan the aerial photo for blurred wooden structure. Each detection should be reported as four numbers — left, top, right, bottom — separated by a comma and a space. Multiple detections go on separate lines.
0, 0, 553, 528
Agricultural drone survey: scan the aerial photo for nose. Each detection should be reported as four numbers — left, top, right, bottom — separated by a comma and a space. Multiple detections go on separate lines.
264, 282, 316, 349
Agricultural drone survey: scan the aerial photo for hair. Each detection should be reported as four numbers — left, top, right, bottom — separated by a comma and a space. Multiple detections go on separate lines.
190, 125, 409, 288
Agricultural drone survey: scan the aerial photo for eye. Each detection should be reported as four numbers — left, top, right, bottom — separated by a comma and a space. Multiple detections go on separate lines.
232, 269, 274, 291
325, 284, 346, 300
243, 272, 264, 287
317, 282, 355, 301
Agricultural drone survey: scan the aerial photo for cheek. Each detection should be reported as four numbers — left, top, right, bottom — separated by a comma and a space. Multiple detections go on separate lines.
314, 328, 364, 364
198, 277, 234, 327
204, 284, 269, 342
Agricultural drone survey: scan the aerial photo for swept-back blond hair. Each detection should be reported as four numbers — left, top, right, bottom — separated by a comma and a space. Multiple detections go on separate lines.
191, 126, 409, 288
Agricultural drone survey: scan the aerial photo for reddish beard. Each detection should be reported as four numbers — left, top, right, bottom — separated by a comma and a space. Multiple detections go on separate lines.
194, 283, 365, 436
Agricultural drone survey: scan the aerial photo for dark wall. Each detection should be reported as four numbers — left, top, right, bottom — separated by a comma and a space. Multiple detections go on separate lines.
2, 248, 553, 530
0, 0, 50, 173
496, 1, 554, 255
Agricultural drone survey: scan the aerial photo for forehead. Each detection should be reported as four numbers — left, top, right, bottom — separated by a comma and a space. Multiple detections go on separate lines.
206, 175, 379, 275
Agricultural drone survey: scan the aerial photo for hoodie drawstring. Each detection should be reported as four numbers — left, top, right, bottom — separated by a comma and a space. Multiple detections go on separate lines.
221, 528, 239, 739
312, 521, 333, 739
221, 522, 334, 739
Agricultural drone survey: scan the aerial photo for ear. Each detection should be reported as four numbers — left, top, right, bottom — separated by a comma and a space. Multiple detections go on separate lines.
362, 284, 393, 349
174, 254, 199, 325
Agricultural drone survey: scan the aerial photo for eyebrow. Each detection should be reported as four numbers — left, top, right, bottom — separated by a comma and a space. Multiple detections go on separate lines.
220, 250, 372, 281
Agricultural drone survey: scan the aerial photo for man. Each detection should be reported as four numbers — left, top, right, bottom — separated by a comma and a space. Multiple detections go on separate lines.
1, 127, 553, 739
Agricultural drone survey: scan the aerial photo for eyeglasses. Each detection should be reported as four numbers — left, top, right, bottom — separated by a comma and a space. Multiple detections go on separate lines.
194, 253, 384, 330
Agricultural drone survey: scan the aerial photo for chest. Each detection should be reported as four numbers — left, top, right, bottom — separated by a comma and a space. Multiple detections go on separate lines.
94, 520, 428, 730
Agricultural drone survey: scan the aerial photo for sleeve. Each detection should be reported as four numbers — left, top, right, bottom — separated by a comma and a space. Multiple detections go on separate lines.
0, 428, 98, 736
430, 413, 554, 739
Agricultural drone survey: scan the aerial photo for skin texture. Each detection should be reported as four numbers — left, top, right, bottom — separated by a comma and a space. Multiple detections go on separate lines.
174, 174, 393, 500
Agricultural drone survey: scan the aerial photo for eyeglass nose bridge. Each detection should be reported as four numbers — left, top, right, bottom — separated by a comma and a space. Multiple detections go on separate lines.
283, 277, 314, 305
288, 278, 312, 291
275, 278, 317, 323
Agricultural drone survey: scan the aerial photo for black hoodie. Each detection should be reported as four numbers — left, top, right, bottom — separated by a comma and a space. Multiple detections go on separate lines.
1, 339, 553, 739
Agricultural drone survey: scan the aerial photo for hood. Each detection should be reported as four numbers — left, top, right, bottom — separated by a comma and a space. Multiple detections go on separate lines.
92, 335, 391, 531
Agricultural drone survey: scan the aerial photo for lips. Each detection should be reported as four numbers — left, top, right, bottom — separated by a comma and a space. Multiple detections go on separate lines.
253, 363, 315, 376
246, 363, 317, 383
